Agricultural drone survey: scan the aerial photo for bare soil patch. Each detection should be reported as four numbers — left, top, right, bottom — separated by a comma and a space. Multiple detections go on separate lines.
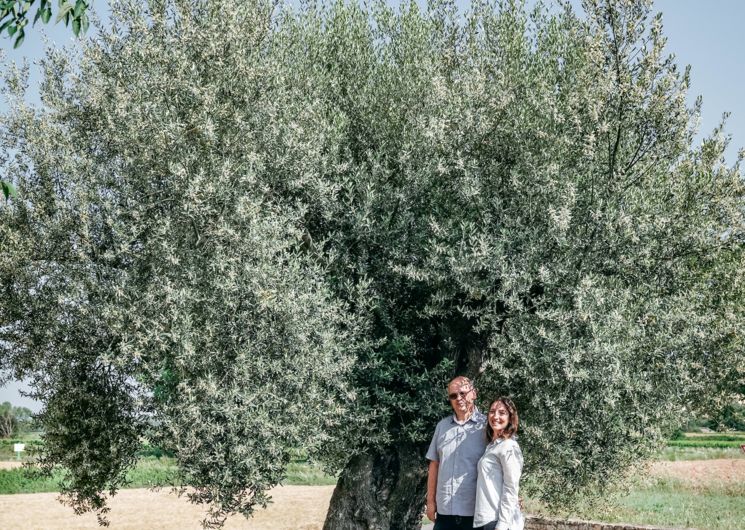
649, 458, 745, 486
0, 485, 334, 530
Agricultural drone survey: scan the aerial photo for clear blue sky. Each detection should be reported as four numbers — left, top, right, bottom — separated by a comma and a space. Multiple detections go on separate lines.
1, 0, 743, 411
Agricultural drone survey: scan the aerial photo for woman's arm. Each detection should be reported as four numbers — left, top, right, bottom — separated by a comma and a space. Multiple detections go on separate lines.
496, 442, 522, 530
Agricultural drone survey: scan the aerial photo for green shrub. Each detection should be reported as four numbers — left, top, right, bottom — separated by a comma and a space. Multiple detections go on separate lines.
670, 428, 685, 440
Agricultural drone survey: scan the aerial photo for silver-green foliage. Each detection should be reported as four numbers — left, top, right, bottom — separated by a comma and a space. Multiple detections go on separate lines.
1, 0, 744, 525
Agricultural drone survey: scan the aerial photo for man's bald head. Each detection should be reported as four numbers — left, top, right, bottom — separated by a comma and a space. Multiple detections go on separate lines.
448, 376, 473, 389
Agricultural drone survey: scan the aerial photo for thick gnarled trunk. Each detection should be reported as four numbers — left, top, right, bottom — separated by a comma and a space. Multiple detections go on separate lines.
323, 444, 428, 530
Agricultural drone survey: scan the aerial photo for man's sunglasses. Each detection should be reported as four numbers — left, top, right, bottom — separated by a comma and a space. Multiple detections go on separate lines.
448, 389, 472, 401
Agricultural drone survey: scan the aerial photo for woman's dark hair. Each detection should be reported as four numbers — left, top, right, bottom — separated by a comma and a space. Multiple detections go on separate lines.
485, 397, 519, 442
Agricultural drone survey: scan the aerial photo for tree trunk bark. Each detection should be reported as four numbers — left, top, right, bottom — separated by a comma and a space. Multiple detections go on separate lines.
322, 443, 428, 530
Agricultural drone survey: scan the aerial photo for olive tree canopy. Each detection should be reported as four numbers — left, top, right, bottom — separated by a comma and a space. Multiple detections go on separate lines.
1, 0, 744, 528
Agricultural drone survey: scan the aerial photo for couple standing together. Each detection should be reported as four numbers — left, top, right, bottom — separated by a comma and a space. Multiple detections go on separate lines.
426, 376, 524, 530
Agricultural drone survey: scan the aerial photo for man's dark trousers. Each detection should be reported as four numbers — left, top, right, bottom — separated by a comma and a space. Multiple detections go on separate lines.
433, 513, 482, 530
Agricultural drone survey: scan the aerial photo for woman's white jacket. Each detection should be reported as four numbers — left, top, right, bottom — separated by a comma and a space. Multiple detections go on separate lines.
473, 437, 524, 530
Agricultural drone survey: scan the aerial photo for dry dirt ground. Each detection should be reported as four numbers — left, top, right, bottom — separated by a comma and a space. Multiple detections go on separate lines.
0, 485, 335, 530
1, 460, 744, 529
649, 458, 745, 487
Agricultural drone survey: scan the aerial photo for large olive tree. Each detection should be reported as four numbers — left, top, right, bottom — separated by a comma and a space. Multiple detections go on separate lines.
1, 0, 744, 528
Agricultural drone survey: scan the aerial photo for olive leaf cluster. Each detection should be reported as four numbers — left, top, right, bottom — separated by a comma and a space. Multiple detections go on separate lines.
1, 0, 744, 526
1, 0, 91, 49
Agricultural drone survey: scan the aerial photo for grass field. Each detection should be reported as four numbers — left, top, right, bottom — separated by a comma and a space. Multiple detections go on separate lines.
565, 477, 745, 530
622, 466, 743, 530
521, 435, 745, 530
616, 479, 744, 530
523, 459, 745, 530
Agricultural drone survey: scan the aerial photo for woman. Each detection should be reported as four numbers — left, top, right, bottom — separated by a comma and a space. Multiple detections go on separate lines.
473, 397, 524, 530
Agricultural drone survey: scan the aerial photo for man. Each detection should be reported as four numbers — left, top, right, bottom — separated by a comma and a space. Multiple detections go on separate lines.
426, 376, 487, 530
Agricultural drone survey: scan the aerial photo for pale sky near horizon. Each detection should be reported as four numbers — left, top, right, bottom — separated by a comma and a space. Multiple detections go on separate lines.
2, 0, 744, 412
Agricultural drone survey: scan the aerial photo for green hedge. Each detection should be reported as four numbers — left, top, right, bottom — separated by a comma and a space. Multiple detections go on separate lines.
679, 434, 745, 442
0, 439, 43, 460
0, 457, 336, 494
0, 457, 180, 494
668, 439, 745, 449
1, 440, 177, 460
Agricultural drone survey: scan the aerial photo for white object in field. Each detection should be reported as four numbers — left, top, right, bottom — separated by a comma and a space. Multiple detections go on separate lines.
13, 443, 25, 453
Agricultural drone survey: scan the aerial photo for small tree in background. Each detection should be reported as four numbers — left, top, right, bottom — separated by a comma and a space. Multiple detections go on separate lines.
1, 0, 744, 528
708, 398, 745, 431
0, 401, 34, 437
